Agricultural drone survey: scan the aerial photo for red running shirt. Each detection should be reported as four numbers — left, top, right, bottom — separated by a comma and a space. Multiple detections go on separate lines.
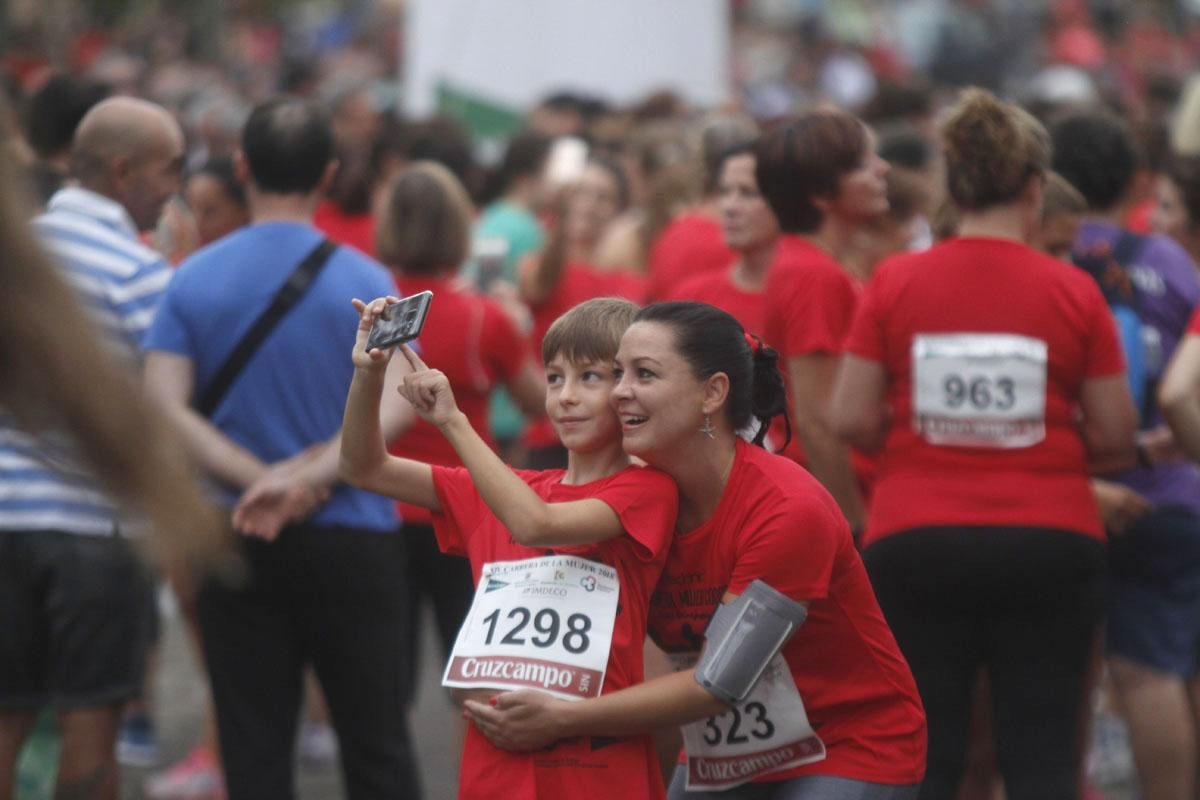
648, 213, 735, 301
843, 237, 1125, 546
523, 263, 648, 448
665, 266, 763, 337
431, 464, 677, 800
313, 200, 375, 256
1188, 304, 1200, 334
762, 236, 875, 487
390, 275, 533, 525
649, 440, 926, 786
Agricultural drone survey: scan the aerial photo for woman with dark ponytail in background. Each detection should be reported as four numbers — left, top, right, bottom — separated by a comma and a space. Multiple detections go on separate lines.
466, 301, 926, 799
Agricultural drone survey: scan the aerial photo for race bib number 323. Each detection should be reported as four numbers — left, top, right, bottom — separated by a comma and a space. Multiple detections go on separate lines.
912, 333, 1048, 449
443, 555, 619, 701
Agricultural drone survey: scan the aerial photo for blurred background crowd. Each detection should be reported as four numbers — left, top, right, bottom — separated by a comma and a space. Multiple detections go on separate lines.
8, 1, 1200, 800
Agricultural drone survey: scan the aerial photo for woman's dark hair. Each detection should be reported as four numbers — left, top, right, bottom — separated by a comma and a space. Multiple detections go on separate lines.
755, 109, 868, 234
480, 129, 553, 205
635, 301, 789, 447
189, 156, 246, 209
1050, 110, 1136, 212
712, 142, 757, 188
587, 153, 631, 211
326, 146, 374, 215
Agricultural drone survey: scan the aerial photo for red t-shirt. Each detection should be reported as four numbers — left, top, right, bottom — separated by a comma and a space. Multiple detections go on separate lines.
1188, 304, 1200, 334
390, 276, 533, 525
762, 236, 875, 488
648, 213, 735, 301
314, 200, 375, 256
843, 237, 1125, 546
523, 263, 649, 448
666, 266, 763, 337
431, 464, 677, 800
649, 440, 926, 785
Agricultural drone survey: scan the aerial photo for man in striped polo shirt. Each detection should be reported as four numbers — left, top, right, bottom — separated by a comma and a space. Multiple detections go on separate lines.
0, 97, 183, 800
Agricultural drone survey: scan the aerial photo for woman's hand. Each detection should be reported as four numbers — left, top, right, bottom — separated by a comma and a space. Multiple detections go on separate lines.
351, 296, 400, 371
462, 690, 568, 752
397, 345, 462, 429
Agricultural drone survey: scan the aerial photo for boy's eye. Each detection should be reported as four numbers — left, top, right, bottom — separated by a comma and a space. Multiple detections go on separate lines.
546, 373, 563, 385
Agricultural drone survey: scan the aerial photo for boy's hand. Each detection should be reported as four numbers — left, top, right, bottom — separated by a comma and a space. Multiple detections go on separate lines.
397, 344, 462, 428
351, 296, 400, 371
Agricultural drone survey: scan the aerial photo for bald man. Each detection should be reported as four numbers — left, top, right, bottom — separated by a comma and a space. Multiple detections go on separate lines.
0, 97, 183, 800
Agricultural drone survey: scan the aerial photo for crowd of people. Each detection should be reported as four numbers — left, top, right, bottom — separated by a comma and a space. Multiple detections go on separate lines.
9, 4, 1200, 800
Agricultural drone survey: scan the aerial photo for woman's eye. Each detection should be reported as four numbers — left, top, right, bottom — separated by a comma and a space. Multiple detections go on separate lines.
637, 368, 655, 379
612, 367, 624, 379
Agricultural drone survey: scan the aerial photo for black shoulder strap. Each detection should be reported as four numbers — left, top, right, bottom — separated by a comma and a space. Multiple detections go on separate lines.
195, 238, 338, 418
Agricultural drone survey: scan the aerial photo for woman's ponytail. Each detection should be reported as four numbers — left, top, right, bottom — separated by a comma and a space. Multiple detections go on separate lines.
745, 334, 790, 448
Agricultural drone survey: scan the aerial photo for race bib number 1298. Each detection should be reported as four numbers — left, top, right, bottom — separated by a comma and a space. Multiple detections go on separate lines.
443, 555, 619, 701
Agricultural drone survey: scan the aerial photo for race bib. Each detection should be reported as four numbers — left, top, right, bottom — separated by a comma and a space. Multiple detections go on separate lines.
672, 653, 826, 792
912, 333, 1048, 448
443, 555, 619, 701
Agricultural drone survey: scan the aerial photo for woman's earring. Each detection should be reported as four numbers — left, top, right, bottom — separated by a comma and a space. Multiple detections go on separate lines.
699, 415, 716, 439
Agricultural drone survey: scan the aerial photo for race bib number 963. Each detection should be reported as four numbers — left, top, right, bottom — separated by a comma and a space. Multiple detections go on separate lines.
912, 333, 1048, 449
443, 555, 619, 701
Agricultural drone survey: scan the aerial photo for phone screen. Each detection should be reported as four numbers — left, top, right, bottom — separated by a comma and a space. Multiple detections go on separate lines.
365, 291, 433, 351
544, 137, 588, 187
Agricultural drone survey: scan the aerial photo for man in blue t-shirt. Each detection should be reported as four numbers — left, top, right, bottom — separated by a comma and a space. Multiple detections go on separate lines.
144, 98, 419, 799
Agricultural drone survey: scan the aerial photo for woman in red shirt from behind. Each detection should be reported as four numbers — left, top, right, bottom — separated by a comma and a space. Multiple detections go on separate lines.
377, 161, 546, 703
831, 89, 1137, 800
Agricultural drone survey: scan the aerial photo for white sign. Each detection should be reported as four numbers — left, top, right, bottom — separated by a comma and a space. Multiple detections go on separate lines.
405, 0, 730, 116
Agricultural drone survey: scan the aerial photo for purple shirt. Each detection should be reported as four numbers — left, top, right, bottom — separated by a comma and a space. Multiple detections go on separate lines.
1075, 221, 1200, 511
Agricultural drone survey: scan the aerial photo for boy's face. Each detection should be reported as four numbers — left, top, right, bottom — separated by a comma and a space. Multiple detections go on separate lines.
544, 354, 621, 454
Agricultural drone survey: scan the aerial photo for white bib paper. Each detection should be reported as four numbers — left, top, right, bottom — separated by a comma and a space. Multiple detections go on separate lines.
912, 333, 1048, 448
443, 555, 619, 701
671, 653, 826, 792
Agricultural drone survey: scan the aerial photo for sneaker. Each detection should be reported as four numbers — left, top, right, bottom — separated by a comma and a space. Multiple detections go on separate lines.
298, 720, 339, 766
145, 746, 225, 800
116, 713, 160, 768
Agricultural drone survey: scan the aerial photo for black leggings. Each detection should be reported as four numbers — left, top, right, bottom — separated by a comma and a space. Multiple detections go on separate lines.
864, 526, 1104, 800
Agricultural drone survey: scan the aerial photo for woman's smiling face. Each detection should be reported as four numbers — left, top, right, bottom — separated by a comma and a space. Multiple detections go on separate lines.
610, 321, 707, 464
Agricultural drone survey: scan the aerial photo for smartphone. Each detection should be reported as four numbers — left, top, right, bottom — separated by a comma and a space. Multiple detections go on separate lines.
365, 291, 433, 351
543, 136, 588, 187
473, 236, 509, 293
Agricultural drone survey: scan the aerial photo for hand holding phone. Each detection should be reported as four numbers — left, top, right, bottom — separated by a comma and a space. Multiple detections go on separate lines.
365, 290, 433, 351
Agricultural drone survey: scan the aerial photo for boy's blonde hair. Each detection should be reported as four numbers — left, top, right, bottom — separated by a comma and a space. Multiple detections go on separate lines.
542, 297, 639, 366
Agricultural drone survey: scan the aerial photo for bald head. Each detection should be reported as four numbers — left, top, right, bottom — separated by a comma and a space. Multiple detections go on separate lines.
71, 97, 185, 230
